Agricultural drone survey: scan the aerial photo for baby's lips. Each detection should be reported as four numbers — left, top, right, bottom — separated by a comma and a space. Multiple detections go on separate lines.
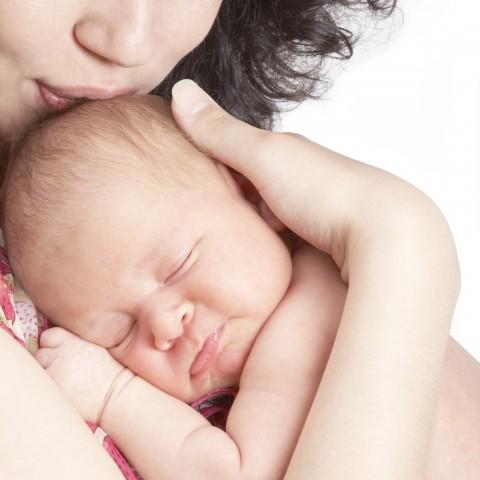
190, 325, 224, 377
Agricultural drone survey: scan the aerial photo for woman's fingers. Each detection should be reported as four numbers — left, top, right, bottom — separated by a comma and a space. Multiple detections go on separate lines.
172, 80, 429, 268
171, 80, 352, 252
171, 79, 270, 183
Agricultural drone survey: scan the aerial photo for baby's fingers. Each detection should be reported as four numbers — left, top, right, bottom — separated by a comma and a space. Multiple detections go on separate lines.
34, 347, 56, 369
34, 327, 74, 368
38, 326, 75, 348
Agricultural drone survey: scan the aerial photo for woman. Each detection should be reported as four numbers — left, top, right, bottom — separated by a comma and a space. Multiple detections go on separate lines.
0, 1, 478, 478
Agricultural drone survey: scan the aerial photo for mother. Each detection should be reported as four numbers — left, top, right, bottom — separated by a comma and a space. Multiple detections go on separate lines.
0, 1, 478, 479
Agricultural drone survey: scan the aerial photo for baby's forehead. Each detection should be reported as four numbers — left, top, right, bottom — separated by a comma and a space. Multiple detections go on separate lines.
5, 94, 222, 249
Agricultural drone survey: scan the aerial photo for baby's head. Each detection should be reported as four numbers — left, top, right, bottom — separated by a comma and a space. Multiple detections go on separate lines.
2, 95, 292, 402
3, 95, 221, 286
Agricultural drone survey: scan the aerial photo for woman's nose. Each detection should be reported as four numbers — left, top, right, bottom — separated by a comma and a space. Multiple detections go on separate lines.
74, 1, 156, 68
148, 302, 194, 351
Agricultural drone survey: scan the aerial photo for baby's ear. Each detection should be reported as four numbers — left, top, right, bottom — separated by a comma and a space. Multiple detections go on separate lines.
216, 163, 285, 233
215, 163, 244, 197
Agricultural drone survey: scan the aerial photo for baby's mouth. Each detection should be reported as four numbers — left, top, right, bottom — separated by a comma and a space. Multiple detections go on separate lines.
190, 325, 224, 377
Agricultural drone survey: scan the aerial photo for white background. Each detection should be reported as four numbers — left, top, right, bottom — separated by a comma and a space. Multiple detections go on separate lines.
281, 0, 480, 360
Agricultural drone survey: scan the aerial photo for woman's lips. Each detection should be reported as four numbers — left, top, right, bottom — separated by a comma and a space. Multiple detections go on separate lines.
190, 325, 224, 377
37, 82, 81, 111
36, 81, 136, 111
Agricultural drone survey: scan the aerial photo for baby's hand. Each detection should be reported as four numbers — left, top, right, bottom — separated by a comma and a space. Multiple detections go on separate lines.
35, 327, 127, 424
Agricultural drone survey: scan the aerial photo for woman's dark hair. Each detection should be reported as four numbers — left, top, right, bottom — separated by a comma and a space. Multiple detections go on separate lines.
154, 0, 397, 129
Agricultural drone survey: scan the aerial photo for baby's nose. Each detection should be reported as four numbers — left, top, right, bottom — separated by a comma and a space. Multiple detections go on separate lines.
151, 302, 194, 351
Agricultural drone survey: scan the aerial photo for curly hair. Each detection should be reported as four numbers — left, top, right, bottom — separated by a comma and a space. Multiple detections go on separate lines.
154, 0, 397, 129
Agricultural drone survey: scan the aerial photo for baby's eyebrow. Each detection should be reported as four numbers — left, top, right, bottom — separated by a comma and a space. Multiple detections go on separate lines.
136, 244, 169, 276
135, 242, 183, 284
137, 247, 157, 272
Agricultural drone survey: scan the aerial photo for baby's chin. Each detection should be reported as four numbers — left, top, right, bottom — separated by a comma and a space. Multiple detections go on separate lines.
174, 338, 255, 403
168, 367, 240, 405
212, 341, 252, 387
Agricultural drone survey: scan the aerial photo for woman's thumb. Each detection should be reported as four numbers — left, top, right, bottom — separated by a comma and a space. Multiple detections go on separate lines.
171, 79, 261, 176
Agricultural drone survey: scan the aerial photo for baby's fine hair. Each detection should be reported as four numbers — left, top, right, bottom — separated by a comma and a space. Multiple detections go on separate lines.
1, 95, 220, 270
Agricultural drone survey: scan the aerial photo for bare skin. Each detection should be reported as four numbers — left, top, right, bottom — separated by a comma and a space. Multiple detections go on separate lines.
172, 80, 480, 479
427, 338, 480, 479
0, 0, 478, 470
0, 2, 222, 477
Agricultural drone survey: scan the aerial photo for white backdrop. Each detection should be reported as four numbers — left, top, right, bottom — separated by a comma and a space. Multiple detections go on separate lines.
281, 0, 480, 360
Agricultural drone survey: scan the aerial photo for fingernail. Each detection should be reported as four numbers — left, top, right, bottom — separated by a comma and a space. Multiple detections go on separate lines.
172, 79, 211, 116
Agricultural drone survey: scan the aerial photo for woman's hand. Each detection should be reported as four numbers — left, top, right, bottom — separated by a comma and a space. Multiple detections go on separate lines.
35, 327, 127, 424
171, 80, 459, 283
171, 79, 352, 258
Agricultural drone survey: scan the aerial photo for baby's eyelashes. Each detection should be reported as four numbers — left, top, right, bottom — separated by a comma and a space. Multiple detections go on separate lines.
164, 242, 201, 285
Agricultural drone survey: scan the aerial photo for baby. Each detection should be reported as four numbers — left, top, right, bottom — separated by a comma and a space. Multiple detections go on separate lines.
1, 95, 344, 479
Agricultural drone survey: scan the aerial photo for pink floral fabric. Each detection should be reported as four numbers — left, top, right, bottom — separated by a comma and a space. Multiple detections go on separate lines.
0, 234, 49, 352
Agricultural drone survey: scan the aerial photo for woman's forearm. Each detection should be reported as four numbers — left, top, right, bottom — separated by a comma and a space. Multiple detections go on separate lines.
0, 329, 124, 480
286, 188, 460, 479
426, 337, 480, 479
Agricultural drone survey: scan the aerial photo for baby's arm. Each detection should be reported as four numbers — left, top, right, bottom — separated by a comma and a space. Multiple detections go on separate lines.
37, 243, 346, 480
224, 241, 345, 478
